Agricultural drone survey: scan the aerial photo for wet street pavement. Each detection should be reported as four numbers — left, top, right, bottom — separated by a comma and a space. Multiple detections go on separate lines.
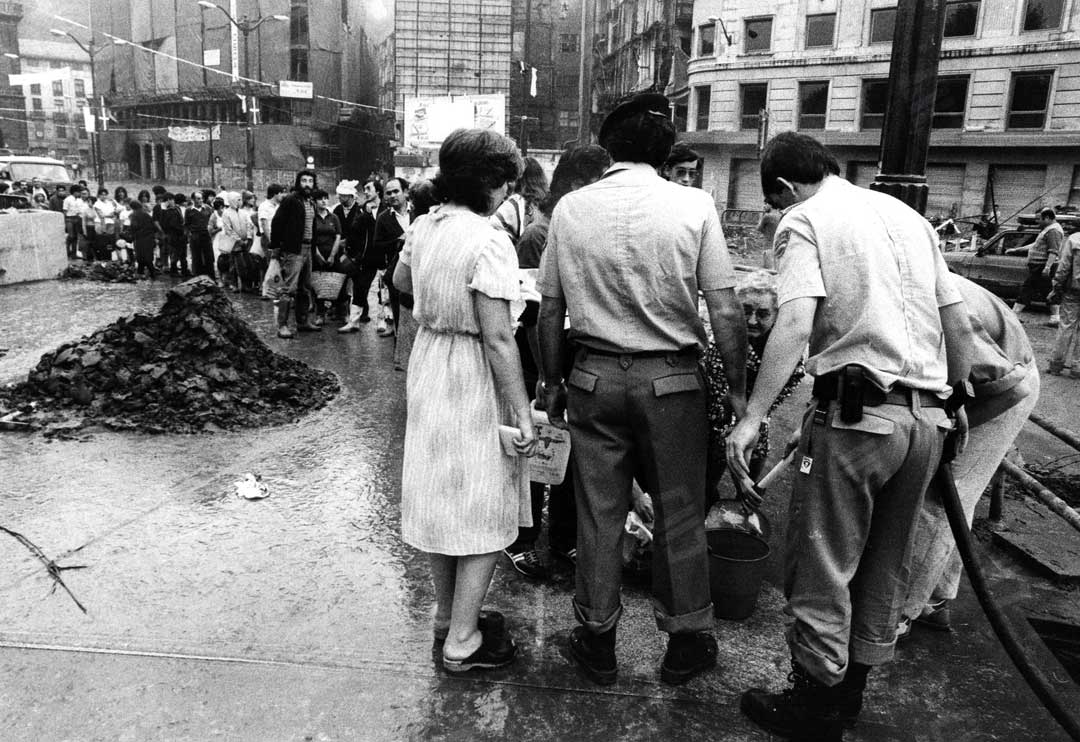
1, 276, 1078, 741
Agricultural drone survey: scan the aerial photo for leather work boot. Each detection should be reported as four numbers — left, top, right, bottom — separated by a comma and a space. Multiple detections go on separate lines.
661, 631, 718, 685
741, 660, 869, 741
568, 625, 617, 685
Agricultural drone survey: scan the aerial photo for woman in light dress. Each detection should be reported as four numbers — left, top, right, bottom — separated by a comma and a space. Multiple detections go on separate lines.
394, 129, 537, 673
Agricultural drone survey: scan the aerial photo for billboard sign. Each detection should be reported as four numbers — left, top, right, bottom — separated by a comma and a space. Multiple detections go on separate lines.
279, 80, 314, 99
403, 93, 506, 149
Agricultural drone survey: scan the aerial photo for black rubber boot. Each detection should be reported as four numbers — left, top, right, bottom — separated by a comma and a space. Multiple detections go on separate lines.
569, 625, 617, 685
661, 631, 718, 685
741, 660, 866, 741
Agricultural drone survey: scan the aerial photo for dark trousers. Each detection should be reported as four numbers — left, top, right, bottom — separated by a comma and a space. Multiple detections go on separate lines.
1017, 262, 1048, 306
189, 234, 215, 279
568, 348, 713, 635
352, 265, 379, 313
65, 216, 80, 258
167, 234, 189, 274
510, 327, 577, 553
134, 237, 157, 276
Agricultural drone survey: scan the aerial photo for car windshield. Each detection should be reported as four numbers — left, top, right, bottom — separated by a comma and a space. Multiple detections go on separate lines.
7, 163, 72, 181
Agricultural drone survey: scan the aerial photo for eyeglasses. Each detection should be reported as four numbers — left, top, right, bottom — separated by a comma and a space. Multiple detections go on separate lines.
673, 167, 698, 178
743, 305, 775, 323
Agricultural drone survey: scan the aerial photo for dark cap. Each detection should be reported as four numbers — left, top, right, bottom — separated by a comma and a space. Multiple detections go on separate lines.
598, 92, 671, 145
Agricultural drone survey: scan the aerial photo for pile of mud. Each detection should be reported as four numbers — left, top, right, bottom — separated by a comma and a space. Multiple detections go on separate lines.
0, 277, 339, 436
59, 261, 138, 283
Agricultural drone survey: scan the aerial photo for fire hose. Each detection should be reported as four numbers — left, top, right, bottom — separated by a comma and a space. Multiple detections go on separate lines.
933, 457, 1080, 740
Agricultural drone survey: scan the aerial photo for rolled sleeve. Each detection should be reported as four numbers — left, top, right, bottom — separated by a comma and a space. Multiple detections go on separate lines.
933, 243, 963, 308
775, 214, 826, 306
697, 201, 737, 291
536, 211, 564, 299
468, 232, 521, 301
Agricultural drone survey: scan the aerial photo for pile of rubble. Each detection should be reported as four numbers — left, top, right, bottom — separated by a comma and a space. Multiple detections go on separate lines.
59, 261, 139, 283
0, 277, 339, 436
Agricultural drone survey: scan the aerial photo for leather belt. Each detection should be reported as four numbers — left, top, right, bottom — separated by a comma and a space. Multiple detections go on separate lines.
812, 374, 944, 408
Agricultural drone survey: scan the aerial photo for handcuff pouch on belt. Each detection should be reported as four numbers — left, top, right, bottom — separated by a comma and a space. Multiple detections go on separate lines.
812, 365, 868, 424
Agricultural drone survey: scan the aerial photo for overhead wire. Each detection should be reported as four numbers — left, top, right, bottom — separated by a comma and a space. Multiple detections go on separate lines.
52, 13, 402, 117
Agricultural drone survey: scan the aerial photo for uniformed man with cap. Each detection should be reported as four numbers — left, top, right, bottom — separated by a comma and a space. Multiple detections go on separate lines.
537, 92, 748, 686
726, 131, 973, 740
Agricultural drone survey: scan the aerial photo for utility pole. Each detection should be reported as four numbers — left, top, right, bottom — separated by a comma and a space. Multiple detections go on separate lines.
576, 0, 595, 145
869, 0, 948, 214
520, 0, 533, 156
197, 2, 286, 193
50, 16, 107, 190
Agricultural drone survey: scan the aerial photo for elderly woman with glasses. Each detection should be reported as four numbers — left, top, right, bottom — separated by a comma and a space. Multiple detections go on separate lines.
703, 269, 805, 504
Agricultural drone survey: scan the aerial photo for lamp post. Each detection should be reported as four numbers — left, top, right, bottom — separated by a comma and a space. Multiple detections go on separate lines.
49, 28, 119, 190
197, 1, 288, 192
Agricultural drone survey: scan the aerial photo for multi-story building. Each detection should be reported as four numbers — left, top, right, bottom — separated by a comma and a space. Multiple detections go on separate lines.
388, 0, 512, 132
683, 0, 1080, 222
510, 0, 584, 151
21, 0, 383, 185
592, 0, 694, 126
13, 39, 92, 165
0, 0, 27, 153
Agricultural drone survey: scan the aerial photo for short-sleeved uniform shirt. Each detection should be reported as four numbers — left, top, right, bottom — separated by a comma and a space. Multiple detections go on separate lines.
773, 176, 962, 395
537, 162, 736, 354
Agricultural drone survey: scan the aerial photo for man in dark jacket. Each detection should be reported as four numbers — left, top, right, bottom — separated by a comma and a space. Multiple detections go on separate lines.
373, 176, 411, 337
269, 169, 321, 338
185, 190, 215, 279
158, 193, 189, 277
332, 180, 374, 332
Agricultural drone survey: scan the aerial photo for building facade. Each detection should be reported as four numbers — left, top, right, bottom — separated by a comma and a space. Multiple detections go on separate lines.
0, 0, 28, 153
510, 0, 584, 151
24, 0, 386, 185
683, 0, 1080, 222
592, 0, 694, 126
13, 39, 92, 165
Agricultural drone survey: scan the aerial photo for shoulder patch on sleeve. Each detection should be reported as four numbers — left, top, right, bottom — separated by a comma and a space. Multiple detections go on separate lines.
773, 228, 791, 260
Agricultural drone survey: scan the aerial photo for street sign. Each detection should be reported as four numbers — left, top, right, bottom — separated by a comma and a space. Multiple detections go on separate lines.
82, 106, 95, 133
203, 49, 221, 66
279, 80, 314, 99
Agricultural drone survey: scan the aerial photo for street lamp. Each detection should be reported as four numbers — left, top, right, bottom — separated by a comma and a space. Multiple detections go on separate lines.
49, 28, 122, 190
197, 1, 287, 192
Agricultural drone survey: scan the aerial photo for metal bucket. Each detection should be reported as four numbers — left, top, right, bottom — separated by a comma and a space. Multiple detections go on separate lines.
707, 528, 771, 621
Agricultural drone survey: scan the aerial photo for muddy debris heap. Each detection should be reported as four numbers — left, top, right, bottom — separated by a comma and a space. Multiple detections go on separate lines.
0, 277, 340, 435
59, 261, 138, 283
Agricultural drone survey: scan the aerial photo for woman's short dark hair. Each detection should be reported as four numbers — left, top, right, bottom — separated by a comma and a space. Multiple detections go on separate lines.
129, 199, 144, 212
113, 186, 128, 201
542, 145, 611, 216
515, 157, 548, 207
760, 131, 841, 198
409, 178, 439, 217
433, 128, 524, 213
311, 188, 329, 201
599, 111, 675, 168
138, 189, 151, 202
266, 183, 285, 199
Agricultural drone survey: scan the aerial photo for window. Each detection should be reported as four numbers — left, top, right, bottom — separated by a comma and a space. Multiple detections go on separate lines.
861, 79, 888, 129
30, 83, 40, 96
289, 49, 309, 81
745, 17, 772, 53
31, 97, 42, 112
933, 76, 968, 128
798, 81, 829, 129
1008, 70, 1053, 128
74, 79, 85, 99
53, 98, 64, 113
870, 7, 896, 43
944, 1, 979, 37
77, 126, 88, 140
740, 83, 768, 129
289, 0, 309, 46
806, 13, 836, 48
557, 110, 579, 128
695, 85, 711, 130
559, 33, 579, 53
52, 80, 64, 97
698, 23, 715, 56
1023, 0, 1064, 30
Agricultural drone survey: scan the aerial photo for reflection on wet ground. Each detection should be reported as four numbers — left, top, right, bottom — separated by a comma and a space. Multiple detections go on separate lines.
0, 277, 1075, 741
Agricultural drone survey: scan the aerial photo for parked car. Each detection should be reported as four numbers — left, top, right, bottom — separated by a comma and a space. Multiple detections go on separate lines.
0, 155, 77, 196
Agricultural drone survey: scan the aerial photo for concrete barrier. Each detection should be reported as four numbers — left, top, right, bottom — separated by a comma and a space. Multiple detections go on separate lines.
0, 210, 67, 286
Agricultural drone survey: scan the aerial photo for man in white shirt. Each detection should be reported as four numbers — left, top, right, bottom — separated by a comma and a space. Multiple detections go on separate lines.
257, 183, 285, 256
63, 185, 86, 259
